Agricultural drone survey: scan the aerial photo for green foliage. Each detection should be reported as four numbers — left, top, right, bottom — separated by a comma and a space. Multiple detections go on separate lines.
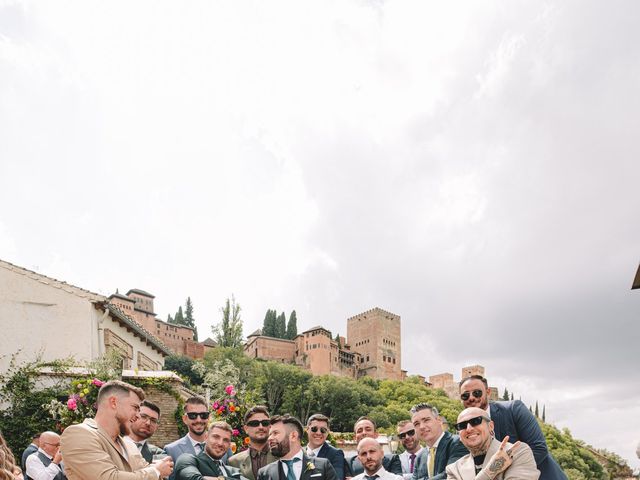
213, 296, 243, 348
542, 422, 606, 480
502, 388, 509, 401
286, 311, 298, 340
184, 297, 197, 340
164, 355, 204, 386
262, 309, 277, 337
251, 361, 312, 414
275, 312, 286, 339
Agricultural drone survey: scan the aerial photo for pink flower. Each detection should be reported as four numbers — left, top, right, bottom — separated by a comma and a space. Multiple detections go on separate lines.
225, 385, 236, 396
92, 378, 104, 387
212, 401, 220, 409
67, 398, 78, 410
232, 429, 240, 436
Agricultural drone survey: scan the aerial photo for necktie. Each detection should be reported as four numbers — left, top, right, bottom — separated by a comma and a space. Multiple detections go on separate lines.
196, 442, 206, 454
211, 459, 223, 477
307, 449, 315, 458
283, 458, 301, 480
365, 476, 379, 480
409, 453, 416, 473
428, 447, 436, 478
135, 442, 143, 451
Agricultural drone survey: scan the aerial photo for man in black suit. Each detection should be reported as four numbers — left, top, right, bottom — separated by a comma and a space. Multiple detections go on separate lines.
257, 415, 338, 480
175, 421, 245, 480
410, 403, 467, 480
305, 414, 345, 480
346, 417, 402, 478
459, 376, 566, 480
127, 400, 166, 463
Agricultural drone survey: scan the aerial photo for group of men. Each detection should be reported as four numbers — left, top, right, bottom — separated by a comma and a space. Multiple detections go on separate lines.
25, 374, 567, 480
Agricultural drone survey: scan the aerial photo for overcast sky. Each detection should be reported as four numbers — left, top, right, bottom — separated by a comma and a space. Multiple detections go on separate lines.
1, 0, 639, 468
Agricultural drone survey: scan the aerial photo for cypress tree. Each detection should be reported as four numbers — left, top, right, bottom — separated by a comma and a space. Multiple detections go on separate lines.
262, 309, 277, 337
542, 404, 546, 422
184, 297, 198, 340
275, 312, 286, 338
286, 310, 298, 339
502, 388, 510, 401
535, 401, 539, 418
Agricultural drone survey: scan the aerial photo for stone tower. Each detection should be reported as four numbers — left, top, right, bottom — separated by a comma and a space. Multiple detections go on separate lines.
347, 307, 402, 380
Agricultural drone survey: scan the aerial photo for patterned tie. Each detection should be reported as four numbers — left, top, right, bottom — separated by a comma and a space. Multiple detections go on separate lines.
211, 459, 223, 477
428, 447, 436, 478
135, 442, 143, 451
409, 453, 416, 473
283, 458, 301, 480
196, 442, 206, 454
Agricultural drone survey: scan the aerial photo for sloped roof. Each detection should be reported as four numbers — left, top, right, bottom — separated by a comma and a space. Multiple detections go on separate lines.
202, 337, 217, 347
632, 264, 640, 289
127, 288, 155, 298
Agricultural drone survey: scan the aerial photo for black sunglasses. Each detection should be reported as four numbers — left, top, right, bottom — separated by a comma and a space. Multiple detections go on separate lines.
398, 429, 415, 440
310, 426, 328, 434
460, 389, 484, 401
246, 420, 271, 427
455, 415, 488, 431
186, 412, 210, 420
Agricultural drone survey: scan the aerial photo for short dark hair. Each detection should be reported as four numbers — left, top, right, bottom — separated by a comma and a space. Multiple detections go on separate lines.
459, 375, 489, 389
97, 380, 145, 405
307, 413, 329, 426
410, 403, 439, 417
209, 421, 233, 434
271, 415, 304, 439
354, 416, 376, 431
184, 396, 208, 411
141, 399, 161, 417
396, 419, 412, 429
244, 405, 270, 424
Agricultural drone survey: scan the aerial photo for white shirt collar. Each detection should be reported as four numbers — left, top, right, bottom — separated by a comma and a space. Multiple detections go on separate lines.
306, 443, 324, 456
430, 431, 445, 449
37, 448, 53, 460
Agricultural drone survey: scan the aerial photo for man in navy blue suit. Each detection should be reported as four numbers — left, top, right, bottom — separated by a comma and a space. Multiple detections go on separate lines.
304, 414, 345, 480
459, 375, 567, 480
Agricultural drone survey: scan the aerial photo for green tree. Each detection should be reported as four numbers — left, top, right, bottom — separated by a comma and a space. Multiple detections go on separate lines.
510, 392, 514, 401
502, 388, 509, 401
262, 309, 277, 337
184, 297, 198, 340
167, 314, 173, 323
253, 362, 312, 414
172, 306, 185, 325
542, 404, 546, 422
275, 312, 286, 339
535, 401, 539, 418
212, 296, 243, 348
164, 355, 204, 386
286, 311, 298, 339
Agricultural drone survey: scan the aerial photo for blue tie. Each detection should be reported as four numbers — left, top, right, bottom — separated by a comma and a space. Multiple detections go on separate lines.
283, 458, 301, 480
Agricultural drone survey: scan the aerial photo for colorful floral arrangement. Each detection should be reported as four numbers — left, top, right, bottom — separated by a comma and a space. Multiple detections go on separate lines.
210, 384, 249, 453
46, 377, 105, 431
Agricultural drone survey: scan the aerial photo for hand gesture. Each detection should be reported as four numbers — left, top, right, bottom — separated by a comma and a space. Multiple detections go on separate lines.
53, 451, 63, 465
485, 436, 521, 479
153, 456, 174, 478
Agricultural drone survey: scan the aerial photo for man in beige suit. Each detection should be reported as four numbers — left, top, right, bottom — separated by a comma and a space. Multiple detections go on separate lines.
227, 406, 277, 480
446, 408, 539, 480
60, 380, 174, 480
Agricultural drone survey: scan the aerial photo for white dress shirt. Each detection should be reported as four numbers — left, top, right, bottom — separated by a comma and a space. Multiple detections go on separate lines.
399, 447, 423, 478
25, 449, 62, 480
353, 466, 403, 480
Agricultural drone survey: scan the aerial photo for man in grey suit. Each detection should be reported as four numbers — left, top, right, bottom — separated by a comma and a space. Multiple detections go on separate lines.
228, 406, 278, 480
459, 376, 566, 480
410, 403, 467, 480
165, 396, 210, 479
127, 400, 165, 463
446, 407, 539, 480
257, 415, 337, 480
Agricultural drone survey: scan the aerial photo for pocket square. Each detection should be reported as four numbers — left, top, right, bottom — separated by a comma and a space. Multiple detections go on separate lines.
310, 474, 322, 477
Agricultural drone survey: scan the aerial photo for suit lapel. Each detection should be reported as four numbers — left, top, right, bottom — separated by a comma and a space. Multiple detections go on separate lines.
93, 424, 131, 468
489, 404, 503, 440
434, 431, 450, 473
457, 456, 476, 480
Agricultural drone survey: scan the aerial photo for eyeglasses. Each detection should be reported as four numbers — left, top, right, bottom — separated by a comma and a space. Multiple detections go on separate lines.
455, 416, 489, 431
42, 442, 61, 447
310, 426, 328, 434
398, 429, 415, 440
246, 420, 271, 427
140, 413, 159, 425
460, 389, 484, 401
186, 412, 210, 420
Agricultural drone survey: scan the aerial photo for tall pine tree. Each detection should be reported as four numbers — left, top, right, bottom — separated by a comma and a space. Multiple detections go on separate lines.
534, 401, 539, 418
275, 312, 286, 339
184, 297, 198, 340
502, 388, 510, 401
286, 311, 298, 339
212, 296, 243, 347
542, 404, 546, 422
262, 309, 277, 337
174, 306, 185, 325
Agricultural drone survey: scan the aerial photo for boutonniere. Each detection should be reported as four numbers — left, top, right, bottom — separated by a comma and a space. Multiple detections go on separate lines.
306, 461, 316, 471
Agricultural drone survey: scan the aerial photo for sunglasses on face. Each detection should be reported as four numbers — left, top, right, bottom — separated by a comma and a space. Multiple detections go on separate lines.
398, 429, 416, 440
460, 389, 484, 401
455, 415, 489, 431
310, 426, 328, 434
246, 420, 271, 428
186, 412, 210, 420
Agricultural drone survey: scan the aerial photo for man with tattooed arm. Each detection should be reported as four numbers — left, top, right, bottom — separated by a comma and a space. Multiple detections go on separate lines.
446, 408, 539, 480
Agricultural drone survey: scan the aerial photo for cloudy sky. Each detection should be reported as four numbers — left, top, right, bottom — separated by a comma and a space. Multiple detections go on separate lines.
1, 0, 639, 468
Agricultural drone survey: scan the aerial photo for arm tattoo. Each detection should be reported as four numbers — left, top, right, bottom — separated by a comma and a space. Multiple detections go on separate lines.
489, 458, 506, 473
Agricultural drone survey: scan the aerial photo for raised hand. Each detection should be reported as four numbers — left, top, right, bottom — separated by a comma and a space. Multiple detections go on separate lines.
485, 436, 520, 479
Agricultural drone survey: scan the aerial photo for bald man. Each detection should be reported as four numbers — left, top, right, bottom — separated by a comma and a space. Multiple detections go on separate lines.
25, 431, 66, 480
351, 439, 402, 480
446, 408, 539, 480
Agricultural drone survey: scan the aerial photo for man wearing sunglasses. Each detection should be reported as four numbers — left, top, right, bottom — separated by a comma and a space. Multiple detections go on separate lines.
346, 417, 402, 478
395, 421, 422, 480
228, 406, 278, 480
409, 403, 467, 480
126, 400, 166, 463
459, 376, 566, 480
165, 396, 211, 479
305, 414, 345, 480
446, 407, 539, 480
